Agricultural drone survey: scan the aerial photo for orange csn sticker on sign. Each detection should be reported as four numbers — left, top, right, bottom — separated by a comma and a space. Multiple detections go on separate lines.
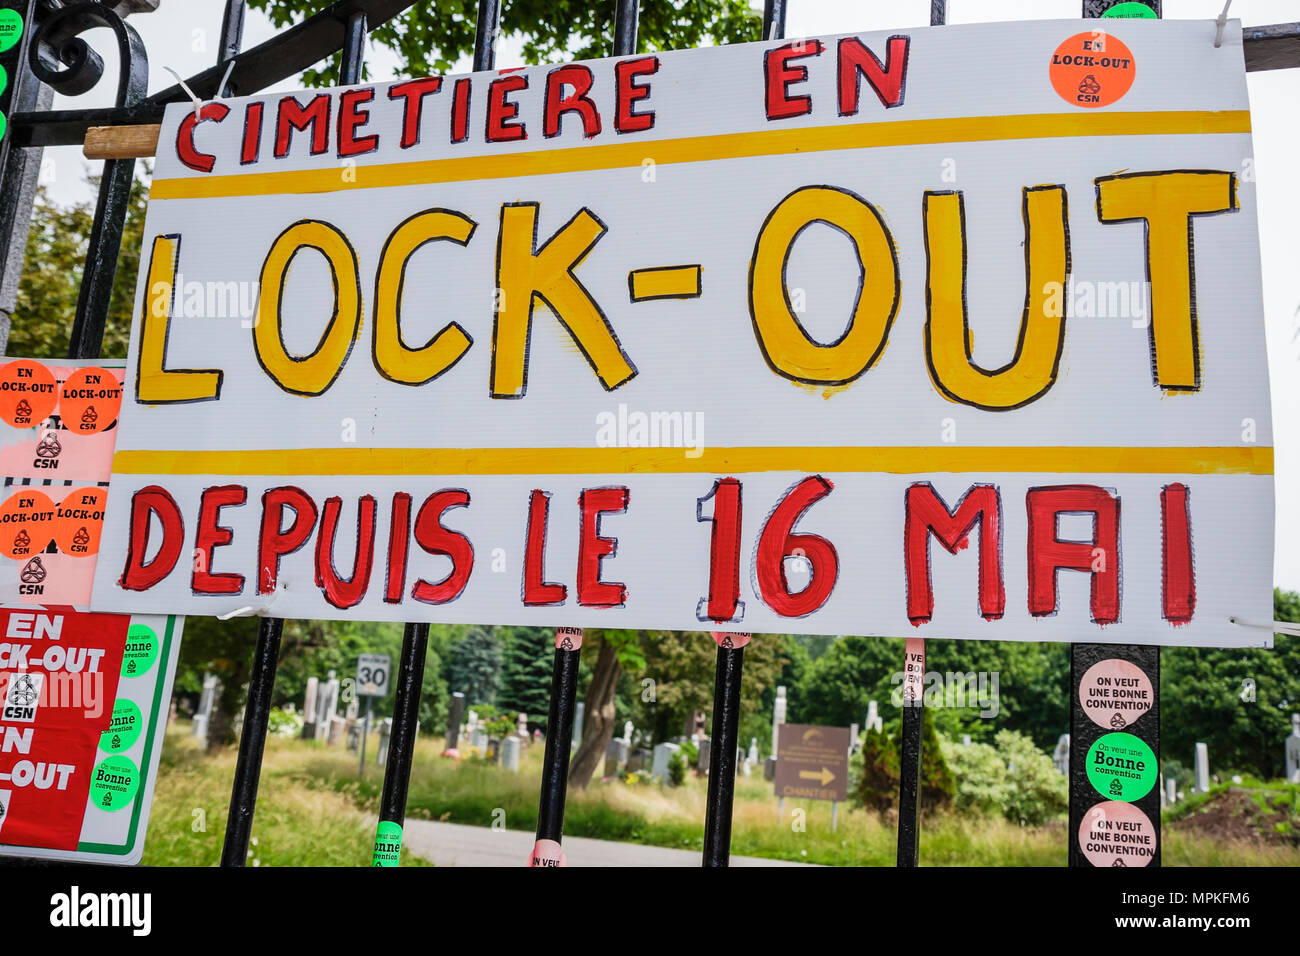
0, 360, 125, 482
58, 368, 124, 435
1050, 31, 1136, 108
0, 360, 57, 427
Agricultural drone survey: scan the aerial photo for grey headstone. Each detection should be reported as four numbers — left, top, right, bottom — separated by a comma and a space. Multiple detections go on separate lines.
315, 674, 340, 743
328, 714, 346, 746
651, 742, 681, 782
772, 687, 787, 756
1285, 714, 1300, 784
1052, 734, 1070, 774
197, 673, 219, 718
763, 755, 777, 782
1194, 742, 1210, 792
604, 737, 629, 778
573, 702, 585, 748
446, 692, 465, 751
377, 718, 393, 766
698, 738, 711, 774
501, 735, 521, 772
301, 678, 318, 740
626, 749, 648, 774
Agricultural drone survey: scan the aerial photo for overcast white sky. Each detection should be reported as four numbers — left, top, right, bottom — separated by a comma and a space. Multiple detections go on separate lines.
33, 0, 1300, 591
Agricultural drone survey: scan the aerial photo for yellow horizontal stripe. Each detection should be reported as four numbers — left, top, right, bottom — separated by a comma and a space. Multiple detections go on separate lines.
151, 109, 1251, 201
111, 445, 1271, 477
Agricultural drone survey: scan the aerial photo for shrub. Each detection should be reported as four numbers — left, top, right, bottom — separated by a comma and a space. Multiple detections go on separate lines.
855, 726, 899, 814
941, 730, 1067, 825
855, 710, 955, 815
268, 707, 303, 738
667, 752, 687, 787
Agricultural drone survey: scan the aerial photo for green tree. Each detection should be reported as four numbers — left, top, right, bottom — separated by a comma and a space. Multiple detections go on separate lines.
569, 628, 646, 789
7, 172, 147, 359
854, 724, 899, 815
1158, 588, 1300, 779
250, 0, 763, 87
497, 626, 554, 727
634, 629, 787, 744
855, 710, 954, 815
795, 635, 900, 729
446, 627, 503, 705
175, 615, 450, 749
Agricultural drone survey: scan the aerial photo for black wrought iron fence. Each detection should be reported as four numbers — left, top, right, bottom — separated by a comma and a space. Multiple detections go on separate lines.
0, 0, 1295, 869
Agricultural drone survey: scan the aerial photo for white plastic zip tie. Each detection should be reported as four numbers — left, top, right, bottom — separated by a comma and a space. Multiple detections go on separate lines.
163, 66, 203, 120
1229, 616, 1300, 637
218, 591, 280, 620
1215, 0, 1232, 49
215, 60, 236, 100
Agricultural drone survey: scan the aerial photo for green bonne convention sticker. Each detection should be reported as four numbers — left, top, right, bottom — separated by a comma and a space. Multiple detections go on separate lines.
0, 9, 24, 53
121, 624, 158, 677
372, 821, 403, 866
1102, 2, 1158, 17
90, 754, 140, 812
0, 64, 8, 97
100, 698, 143, 753
1086, 732, 1157, 801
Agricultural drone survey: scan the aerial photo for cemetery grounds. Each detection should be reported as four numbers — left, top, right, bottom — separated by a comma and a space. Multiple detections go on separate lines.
141, 723, 1300, 867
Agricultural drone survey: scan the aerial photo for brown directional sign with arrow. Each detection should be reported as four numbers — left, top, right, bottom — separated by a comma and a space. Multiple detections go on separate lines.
774, 724, 851, 802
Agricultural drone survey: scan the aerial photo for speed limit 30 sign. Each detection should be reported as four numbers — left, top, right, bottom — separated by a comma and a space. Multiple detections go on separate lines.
356, 654, 390, 698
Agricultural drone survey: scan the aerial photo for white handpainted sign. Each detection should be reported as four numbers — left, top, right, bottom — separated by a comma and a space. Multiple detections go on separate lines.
91, 19, 1272, 647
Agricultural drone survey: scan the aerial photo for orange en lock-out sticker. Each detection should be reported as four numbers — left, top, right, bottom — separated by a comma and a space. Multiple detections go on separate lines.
1050, 31, 1135, 109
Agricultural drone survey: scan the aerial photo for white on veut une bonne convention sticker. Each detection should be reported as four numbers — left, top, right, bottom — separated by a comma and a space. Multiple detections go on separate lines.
89, 19, 1271, 648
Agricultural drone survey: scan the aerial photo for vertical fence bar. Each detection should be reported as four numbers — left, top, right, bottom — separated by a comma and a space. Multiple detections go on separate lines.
65, 9, 148, 360
897, 637, 925, 867
373, 0, 497, 867
373, 622, 428, 865
528, 0, 636, 867
702, 633, 746, 866
1066, 0, 1163, 870
0, 0, 49, 355
1069, 644, 1161, 866
530, 628, 581, 865
761, 0, 786, 41
218, 0, 247, 90
340, 8, 367, 83
894, 1, 946, 871
613, 0, 638, 58
219, 618, 284, 866
697, 0, 789, 870
473, 0, 500, 72
219, 0, 330, 868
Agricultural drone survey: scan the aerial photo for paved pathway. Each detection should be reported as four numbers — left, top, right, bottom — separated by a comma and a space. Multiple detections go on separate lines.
402, 819, 811, 867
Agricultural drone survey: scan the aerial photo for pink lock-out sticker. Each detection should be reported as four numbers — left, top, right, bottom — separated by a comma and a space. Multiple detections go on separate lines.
528, 839, 567, 867
556, 627, 583, 651
1078, 800, 1156, 867
710, 631, 751, 649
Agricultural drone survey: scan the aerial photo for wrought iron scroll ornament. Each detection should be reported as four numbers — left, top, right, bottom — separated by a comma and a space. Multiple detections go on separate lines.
28, 1, 148, 107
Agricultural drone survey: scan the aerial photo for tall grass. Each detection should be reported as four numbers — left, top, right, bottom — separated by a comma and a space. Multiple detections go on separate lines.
144, 727, 1299, 866
142, 730, 429, 866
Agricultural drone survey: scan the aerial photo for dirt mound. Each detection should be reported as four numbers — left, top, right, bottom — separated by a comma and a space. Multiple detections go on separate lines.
1168, 787, 1298, 847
